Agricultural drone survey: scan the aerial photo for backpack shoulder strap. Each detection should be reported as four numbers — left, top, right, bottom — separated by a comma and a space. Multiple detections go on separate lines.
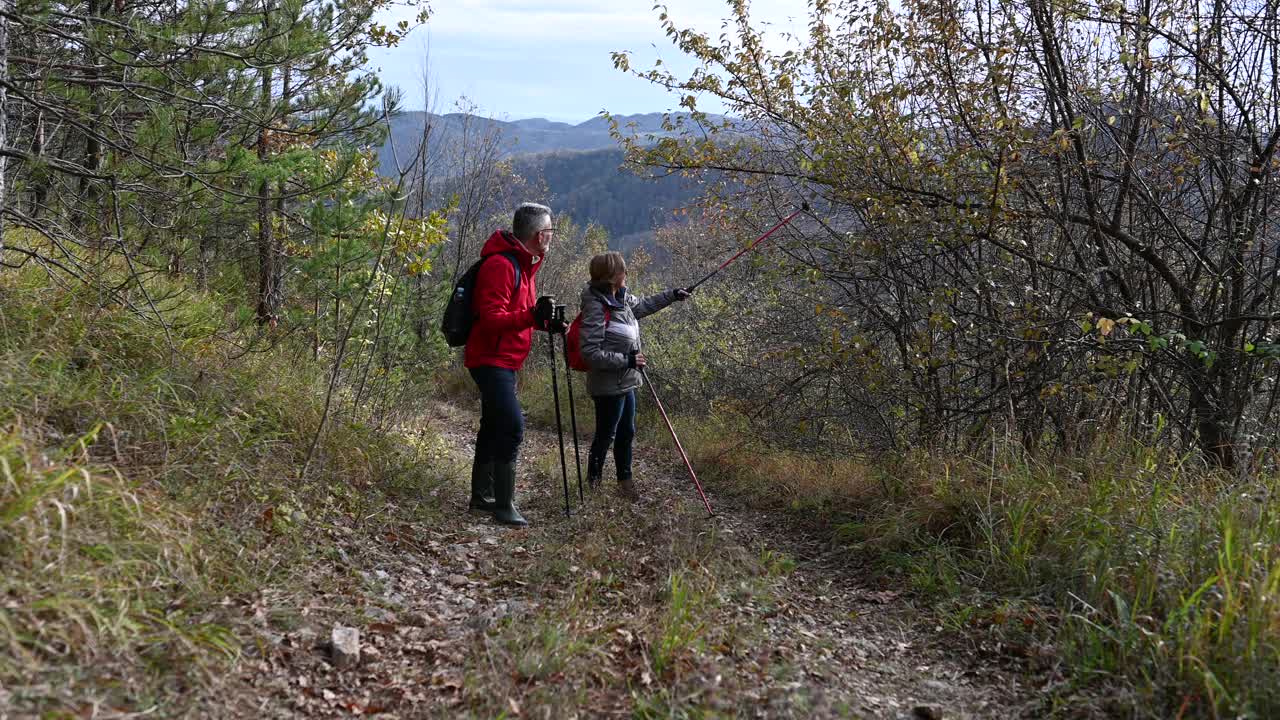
499, 252, 521, 294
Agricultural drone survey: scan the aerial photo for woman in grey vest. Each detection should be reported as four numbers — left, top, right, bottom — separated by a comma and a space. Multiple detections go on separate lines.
577, 252, 692, 500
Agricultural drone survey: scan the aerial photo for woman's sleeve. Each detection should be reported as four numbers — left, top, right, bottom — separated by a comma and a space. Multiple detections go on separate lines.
630, 288, 679, 320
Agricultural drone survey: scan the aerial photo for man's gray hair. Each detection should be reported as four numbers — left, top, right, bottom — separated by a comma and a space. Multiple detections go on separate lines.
513, 202, 552, 242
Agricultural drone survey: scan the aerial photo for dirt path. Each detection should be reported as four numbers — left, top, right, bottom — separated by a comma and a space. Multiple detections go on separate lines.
227, 400, 1037, 719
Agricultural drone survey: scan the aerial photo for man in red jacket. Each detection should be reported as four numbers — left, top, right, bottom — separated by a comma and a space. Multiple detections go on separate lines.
465, 202, 565, 526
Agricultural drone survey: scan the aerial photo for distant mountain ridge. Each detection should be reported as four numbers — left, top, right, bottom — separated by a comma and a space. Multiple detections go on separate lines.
377, 111, 716, 248
377, 111, 717, 176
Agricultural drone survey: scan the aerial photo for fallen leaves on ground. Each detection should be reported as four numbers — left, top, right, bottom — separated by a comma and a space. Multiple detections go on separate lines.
219, 401, 1038, 719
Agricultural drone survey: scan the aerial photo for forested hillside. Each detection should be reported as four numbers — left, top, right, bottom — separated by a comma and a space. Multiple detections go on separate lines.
380, 112, 712, 246
2, 0, 1280, 717
509, 148, 706, 251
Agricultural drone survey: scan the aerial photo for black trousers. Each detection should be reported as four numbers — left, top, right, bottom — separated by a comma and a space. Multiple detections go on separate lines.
470, 367, 524, 464
589, 390, 636, 479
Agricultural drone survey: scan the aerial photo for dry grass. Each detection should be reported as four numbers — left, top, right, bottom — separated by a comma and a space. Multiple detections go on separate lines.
669, 412, 1280, 718
0, 268, 454, 714
0, 424, 236, 710
450, 477, 795, 719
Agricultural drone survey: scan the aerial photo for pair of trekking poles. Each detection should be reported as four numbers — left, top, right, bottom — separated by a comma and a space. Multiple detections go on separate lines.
544, 201, 809, 519
543, 304, 585, 517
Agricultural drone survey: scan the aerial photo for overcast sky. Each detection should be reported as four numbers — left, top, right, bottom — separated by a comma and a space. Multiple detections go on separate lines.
367, 0, 806, 123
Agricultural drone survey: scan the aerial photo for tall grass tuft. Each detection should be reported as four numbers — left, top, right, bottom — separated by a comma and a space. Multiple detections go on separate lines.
0, 423, 231, 708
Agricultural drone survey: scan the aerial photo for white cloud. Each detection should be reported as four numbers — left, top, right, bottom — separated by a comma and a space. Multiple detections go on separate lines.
371, 0, 811, 118
388, 0, 805, 44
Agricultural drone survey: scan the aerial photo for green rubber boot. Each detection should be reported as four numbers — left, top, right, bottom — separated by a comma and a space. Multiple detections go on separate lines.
492, 462, 528, 527
468, 460, 496, 513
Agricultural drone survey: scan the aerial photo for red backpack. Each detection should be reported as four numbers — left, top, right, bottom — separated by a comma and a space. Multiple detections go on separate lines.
565, 305, 611, 372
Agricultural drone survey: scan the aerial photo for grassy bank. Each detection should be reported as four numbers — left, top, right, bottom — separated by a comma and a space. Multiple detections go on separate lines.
0, 268, 451, 715
665, 411, 1280, 717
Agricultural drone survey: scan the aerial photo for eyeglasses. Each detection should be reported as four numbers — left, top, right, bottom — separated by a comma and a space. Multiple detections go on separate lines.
538, 228, 557, 237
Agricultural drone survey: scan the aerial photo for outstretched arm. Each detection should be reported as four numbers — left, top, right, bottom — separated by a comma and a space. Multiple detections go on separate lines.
631, 287, 690, 319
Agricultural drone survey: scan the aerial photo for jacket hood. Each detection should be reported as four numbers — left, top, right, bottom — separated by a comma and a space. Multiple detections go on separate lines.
481, 229, 540, 272
583, 282, 626, 309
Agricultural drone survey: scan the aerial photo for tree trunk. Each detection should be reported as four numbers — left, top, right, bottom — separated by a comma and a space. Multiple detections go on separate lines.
29, 108, 48, 219
313, 289, 320, 359
77, 0, 104, 241
197, 233, 213, 290
256, 143, 277, 322
413, 273, 428, 345
269, 63, 290, 310
254, 1, 280, 325
1188, 373, 1237, 469
0, 0, 8, 255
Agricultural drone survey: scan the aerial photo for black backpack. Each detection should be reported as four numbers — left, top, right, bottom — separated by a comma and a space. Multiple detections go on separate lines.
441, 252, 521, 347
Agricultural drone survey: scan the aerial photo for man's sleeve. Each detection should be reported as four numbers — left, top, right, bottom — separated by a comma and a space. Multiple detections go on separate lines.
472, 257, 534, 334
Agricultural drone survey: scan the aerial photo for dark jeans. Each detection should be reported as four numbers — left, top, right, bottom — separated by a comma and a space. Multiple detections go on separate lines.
589, 390, 636, 479
470, 367, 524, 464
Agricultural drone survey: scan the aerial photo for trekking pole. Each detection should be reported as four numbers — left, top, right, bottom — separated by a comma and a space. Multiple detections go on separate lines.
546, 317, 572, 517
638, 366, 715, 518
555, 306, 585, 504
686, 202, 809, 293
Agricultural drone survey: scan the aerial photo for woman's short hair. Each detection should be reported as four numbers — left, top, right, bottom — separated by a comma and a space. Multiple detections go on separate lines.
589, 251, 627, 285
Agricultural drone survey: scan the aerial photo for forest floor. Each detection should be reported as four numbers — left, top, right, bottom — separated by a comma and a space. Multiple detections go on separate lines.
220, 399, 1045, 719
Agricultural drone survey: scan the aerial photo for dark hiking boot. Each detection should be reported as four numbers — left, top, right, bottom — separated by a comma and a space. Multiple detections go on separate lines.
616, 474, 640, 502
492, 462, 528, 527
468, 460, 496, 513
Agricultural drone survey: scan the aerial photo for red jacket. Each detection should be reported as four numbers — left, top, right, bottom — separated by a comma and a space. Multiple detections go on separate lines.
464, 230, 543, 370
